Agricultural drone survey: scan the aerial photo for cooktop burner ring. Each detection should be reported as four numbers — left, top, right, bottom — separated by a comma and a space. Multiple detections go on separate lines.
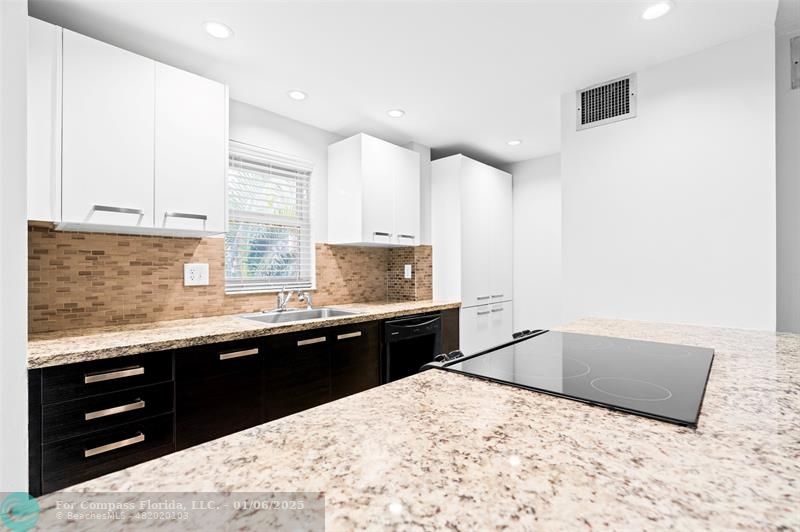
518, 357, 591, 381
589, 377, 673, 402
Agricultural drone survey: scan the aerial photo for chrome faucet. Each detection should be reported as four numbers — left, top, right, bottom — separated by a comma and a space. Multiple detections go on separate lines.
298, 291, 313, 310
276, 287, 294, 312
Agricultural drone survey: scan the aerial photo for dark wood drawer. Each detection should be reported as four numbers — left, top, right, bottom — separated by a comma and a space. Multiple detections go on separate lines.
176, 340, 262, 381
264, 329, 332, 422
175, 342, 263, 450
41, 351, 173, 405
42, 382, 174, 444
42, 413, 174, 494
331, 322, 380, 401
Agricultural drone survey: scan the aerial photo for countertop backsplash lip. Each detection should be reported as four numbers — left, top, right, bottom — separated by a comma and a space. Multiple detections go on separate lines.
27, 300, 461, 369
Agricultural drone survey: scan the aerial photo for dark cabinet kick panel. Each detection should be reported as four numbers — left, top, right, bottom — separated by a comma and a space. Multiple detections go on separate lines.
29, 308, 459, 495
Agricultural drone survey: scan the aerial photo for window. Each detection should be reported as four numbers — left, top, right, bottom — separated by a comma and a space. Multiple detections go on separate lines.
225, 141, 314, 293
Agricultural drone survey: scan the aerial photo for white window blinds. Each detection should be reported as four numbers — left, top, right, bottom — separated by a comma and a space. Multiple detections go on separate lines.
225, 141, 314, 293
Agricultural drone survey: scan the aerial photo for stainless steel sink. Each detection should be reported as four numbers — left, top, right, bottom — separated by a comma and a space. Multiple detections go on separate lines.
239, 308, 360, 325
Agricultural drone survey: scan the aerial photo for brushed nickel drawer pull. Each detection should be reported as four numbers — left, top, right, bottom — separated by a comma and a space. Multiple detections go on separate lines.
491, 294, 504, 299
84, 400, 145, 421
337, 331, 362, 340
219, 348, 259, 361
84, 366, 144, 384
491, 308, 504, 313
477, 310, 491, 316
297, 336, 326, 347
84, 432, 145, 458
476, 296, 491, 301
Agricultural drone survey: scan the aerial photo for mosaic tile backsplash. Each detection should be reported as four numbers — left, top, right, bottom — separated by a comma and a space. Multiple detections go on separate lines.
28, 223, 433, 334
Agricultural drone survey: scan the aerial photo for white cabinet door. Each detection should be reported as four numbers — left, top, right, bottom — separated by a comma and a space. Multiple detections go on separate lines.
361, 136, 395, 244
486, 167, 513, 303
154, 63, 226, 233
27, 18, 61, 222
61, 30, 155, 227
489, 301, 513, 347
393, 146, 420, 246
460, 158, 491, 307
460, 304, 493, 355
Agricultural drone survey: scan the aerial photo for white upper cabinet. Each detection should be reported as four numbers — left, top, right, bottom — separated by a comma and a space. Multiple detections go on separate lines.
328, 134, 420, 247
61, 29, 155, 229
154, 63, 227, 234
27, 21, 228, 236
27, 18, 61, 222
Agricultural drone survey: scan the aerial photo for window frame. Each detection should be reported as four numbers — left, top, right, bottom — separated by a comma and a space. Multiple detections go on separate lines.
224, 140, 315, 295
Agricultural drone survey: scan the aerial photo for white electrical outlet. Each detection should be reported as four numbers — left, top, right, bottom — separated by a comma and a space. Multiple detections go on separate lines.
404, 264, 412, 279
184, 263, 209, 286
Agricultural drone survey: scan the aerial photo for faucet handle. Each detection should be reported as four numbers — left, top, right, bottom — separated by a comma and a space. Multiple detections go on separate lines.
298, 291, 313, 309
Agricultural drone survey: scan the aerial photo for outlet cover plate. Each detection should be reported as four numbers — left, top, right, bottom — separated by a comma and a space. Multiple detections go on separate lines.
404, 264, 412, 279
184, 263, 209, 286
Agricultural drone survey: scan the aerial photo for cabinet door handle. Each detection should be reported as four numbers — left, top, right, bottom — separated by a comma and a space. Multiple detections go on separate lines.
491, 308, 504, 313
298, 336, 326, 347
84, 432, 145, 458
84, 366, 144, 384
476, 296, 491, 301
477, 311, 491, 316
398, 234, 415, 239
491, 294, 504, 299
219, 348, 259, 361
337, 331, 362, 340
164, 211, 207, 221
91, 204, 144, 216
84, 400, 145, 421
373, 231, 392, 237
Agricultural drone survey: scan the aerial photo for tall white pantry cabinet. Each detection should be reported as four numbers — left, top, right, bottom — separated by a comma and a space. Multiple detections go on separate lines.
432, 155, 513, 354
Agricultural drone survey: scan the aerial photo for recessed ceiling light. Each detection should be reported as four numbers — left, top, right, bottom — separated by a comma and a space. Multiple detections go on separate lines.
642, 1, 673, 20
203, 21, 233, 39
386, 109, 405, 118
288, 90, 308, 101
507, 139, 522, 146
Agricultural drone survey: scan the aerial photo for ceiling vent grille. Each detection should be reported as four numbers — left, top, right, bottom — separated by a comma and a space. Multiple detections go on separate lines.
576, 74, 637, 130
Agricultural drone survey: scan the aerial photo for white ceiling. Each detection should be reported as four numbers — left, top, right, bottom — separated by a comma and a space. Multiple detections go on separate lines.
30, 0, 778, 166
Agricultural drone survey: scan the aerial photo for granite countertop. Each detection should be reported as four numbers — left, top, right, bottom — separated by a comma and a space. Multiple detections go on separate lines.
37, 317, 798, 530
27, 300, 460, 369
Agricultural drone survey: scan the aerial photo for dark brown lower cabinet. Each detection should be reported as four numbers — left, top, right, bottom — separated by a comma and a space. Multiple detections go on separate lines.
175, 341, 264, 450
331, 322, 380, 400
264, 330, 332, 422
30, 309, 458, 495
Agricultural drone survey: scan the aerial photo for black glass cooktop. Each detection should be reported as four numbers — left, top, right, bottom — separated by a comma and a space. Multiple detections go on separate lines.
435, 331, 714, 427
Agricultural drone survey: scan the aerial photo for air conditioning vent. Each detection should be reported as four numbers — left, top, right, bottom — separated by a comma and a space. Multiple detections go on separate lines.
576, 74, 637, 130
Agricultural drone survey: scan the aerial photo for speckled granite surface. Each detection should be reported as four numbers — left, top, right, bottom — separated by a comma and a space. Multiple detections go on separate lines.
38, 318, 799, 530
27, 300, 460, 368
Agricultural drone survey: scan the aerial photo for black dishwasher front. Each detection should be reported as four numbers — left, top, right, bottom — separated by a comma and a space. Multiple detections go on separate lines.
383, 313, 442, 383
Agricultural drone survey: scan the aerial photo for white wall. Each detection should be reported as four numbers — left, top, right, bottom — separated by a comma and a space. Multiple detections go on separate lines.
228, 100, 343, 243
0, 0, 29, 491
561, 29, 776, 331
776, 0, 800, 332
507, 154, 562, 329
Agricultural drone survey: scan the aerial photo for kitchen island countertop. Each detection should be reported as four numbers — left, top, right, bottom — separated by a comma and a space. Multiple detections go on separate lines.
38, 318, 799, 530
